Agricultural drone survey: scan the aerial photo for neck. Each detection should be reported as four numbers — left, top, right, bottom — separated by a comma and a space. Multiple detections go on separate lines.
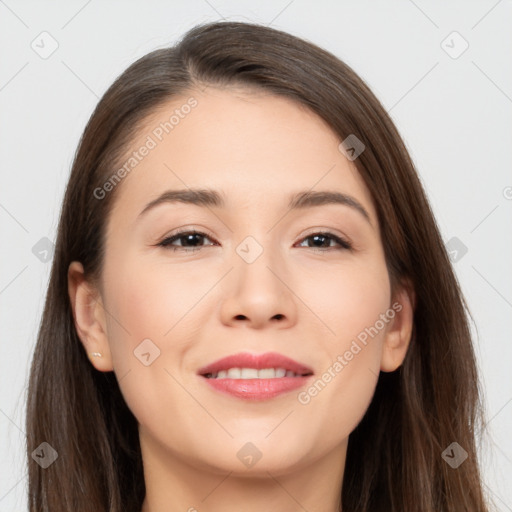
139, 432, 346, 512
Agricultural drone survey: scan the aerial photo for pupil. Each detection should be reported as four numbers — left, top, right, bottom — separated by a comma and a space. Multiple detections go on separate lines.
311, 235, 327, 247
186, 234, 201, 246
180, 234, 331, 248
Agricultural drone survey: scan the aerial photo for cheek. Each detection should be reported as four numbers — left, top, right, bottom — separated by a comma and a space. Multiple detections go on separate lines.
304, 256, 391, 344
101, 253, 218, 386
99, 257, 201, 428
103, 254, 204, 341
296, 260, 391, 437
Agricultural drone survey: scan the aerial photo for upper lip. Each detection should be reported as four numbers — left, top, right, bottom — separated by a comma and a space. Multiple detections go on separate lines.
197, 352, 314, 376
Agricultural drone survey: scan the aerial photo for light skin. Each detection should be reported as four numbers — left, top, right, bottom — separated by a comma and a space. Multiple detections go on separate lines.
68, 86, 414, 512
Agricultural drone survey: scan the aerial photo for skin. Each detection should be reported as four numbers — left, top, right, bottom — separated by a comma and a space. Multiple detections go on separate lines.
68, 86, 414, 512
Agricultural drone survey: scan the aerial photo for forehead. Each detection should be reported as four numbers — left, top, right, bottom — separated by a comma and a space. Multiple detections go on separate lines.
106, 86, 377, 226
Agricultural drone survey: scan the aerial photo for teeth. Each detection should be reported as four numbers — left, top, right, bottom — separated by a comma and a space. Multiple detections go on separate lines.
258, 368, 276, 378
207, 367, 301, 379
241, 368, 259, 379
227, 368, 241, 378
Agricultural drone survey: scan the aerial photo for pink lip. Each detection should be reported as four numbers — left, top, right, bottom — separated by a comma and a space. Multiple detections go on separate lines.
197, 351, 313, 376
202, 376, 312, 400
197, 352, 314, 401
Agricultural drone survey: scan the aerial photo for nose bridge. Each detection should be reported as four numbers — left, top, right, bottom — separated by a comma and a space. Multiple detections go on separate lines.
218, 227, 297, 328
229, 202, 277, 268
233, 230, 284, 297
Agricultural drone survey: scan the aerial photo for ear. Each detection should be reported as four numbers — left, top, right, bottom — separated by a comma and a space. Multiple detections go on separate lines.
380, 280, 415, 372
68, 261, 114, 372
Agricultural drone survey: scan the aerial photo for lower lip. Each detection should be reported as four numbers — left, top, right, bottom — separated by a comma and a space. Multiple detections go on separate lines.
200, 375, 312, 400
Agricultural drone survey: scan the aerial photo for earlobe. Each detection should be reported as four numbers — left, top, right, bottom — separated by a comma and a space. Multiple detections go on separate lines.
67, 261, 114, 372
380, 282, 415, 373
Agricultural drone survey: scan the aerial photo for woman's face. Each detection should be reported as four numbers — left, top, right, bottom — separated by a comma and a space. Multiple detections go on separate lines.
73, 86, 411, 479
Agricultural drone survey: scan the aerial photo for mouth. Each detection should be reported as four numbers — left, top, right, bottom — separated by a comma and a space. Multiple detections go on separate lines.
197, 351, 314, 378
203, 367, 310, 379
197, 352, 314, 400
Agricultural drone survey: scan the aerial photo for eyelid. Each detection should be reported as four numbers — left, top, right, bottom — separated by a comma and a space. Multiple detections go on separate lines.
297, 228, 352, 250
156, 226, 353, 252
157, 226, 219, 246
167, 226, 217, 240
298, 224, 352, 244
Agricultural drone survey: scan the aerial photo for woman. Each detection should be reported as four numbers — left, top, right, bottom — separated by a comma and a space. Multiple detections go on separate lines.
26, 21, 491, 511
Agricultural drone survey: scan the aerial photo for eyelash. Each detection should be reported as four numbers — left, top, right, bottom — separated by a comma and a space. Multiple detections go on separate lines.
157, 228, 352, 253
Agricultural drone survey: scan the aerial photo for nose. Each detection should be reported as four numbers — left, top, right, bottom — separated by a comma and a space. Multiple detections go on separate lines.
219, 248, 298, 330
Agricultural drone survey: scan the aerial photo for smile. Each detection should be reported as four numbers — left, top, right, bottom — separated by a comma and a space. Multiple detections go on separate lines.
204, 367, 305, 379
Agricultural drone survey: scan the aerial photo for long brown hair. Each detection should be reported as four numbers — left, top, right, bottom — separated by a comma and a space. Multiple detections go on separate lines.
26, 20, 492, 511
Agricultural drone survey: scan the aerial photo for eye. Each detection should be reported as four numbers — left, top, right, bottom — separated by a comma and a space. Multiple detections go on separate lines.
157, 229, 217, 252
157, 229, 352, 253
295, 232, 352, 251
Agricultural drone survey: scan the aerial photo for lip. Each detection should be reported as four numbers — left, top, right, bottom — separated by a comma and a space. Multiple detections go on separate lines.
197, 351, 314, 376
201, 376, 313, 400
197, 352, 314, 401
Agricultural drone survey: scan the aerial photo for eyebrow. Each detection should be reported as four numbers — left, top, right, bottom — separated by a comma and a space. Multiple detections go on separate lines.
138, 188, 372, 225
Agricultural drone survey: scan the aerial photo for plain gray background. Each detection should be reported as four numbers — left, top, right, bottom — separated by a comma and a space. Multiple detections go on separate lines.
1, 1, 511, 510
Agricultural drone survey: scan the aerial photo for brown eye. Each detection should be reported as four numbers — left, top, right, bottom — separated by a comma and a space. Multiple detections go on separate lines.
158, 230, 217, 252
296, 232, 352, 251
